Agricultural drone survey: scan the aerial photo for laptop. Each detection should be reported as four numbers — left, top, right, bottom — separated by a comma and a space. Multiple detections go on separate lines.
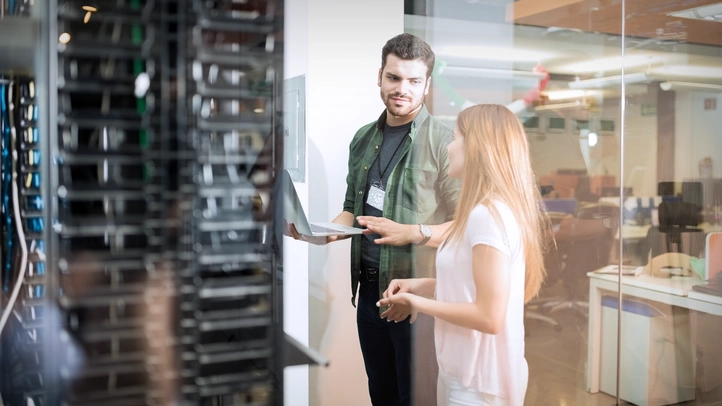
282, 170, 364, 237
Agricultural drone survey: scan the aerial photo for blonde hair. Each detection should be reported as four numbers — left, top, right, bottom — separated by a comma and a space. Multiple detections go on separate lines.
443, 104, 549, 303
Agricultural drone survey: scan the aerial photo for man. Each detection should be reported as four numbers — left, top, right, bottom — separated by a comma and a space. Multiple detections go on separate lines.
289, 33, 460, 406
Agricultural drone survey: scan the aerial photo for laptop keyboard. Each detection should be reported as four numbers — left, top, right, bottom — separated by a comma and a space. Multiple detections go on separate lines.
310, 224, 343, 234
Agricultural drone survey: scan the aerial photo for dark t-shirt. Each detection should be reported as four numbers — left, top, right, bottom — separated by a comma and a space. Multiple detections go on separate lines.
360, 121, 412, 268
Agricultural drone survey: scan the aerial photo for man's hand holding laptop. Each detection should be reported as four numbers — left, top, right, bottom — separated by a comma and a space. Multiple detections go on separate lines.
286, 211, 358, 245
287, 214, 423, 248
286, 222, 336, 245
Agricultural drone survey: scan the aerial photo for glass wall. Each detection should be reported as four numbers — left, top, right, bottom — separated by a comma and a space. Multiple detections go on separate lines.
406, 0, 722, 404
621, 3, 722, 406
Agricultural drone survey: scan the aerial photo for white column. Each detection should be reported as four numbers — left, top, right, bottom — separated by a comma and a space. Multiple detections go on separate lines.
284, 1, 404, 405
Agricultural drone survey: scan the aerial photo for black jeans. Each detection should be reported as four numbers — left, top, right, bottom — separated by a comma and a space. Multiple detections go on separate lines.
357, 279, 412, 406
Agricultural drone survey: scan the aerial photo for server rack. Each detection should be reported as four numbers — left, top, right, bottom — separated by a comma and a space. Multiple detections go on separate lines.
0, 1, 288, 404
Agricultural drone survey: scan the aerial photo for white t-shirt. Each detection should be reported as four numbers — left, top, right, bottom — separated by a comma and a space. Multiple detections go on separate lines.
434, 202, 528, 405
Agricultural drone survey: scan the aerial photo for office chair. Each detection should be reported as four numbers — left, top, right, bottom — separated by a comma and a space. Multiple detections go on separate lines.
543, 203, 618, 319
643, 201, 706, 276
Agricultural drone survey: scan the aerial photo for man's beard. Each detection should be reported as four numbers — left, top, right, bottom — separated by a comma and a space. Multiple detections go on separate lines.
383, 93, 422, 118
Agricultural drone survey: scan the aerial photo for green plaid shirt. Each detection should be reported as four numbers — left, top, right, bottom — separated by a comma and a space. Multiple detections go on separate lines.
343, 105, 460, 306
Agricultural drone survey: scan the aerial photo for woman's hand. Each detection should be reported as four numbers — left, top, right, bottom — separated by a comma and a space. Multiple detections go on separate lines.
377, 292, 419, 324
382, 278, 418, 298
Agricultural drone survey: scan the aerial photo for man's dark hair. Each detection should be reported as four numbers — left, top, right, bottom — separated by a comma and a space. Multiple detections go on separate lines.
381, 33, 435, 78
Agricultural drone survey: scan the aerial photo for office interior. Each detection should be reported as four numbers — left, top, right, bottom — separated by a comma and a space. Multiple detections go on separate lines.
284, 1, 722, 405
0, 0, 721, 405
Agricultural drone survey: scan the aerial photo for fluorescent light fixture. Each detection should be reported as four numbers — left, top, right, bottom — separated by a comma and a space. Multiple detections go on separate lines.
588, 132, 598, 147
653, 65, 722, 78
253, 98, 266, 113
436, 45, 551, 63
534, 101, 590, 111
568, 72, 649, 89
58, 33, 71, 44
544, 89, 598, 100
668, 3, 722, 22
659, 81, 722, 91
439, 66, 547, 80
561, 55, 662, 74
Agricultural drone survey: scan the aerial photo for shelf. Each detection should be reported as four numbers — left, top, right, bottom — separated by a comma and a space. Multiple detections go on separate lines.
284, 333, 329, 368
0, 17, 40, 72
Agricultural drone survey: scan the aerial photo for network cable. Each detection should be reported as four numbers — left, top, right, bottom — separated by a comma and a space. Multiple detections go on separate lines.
1, 81, 15, 293
0, 146, 29, 336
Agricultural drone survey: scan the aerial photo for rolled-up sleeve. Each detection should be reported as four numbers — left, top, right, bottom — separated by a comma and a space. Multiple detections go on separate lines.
343, 130, 364, 214
436, 131, 461, 221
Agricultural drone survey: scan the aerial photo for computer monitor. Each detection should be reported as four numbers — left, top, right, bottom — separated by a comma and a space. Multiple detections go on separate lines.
545, 116, 566, 133
523, 116, 540, 133
657, 181, 703, 212
542, 198, 577, 215
682, 178, 722, 209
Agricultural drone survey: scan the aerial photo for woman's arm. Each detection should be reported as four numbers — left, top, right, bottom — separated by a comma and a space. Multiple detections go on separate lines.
379, 278, 436, 322
383, 277, 436, 299
379, 244, 511, 333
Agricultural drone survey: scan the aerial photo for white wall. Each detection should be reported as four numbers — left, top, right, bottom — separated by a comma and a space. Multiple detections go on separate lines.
307, 2, 403, 405
283, 0, 310, 403
283, 1, 404, 405
598, 88, 659, 198
620, 89, 659, 198
520, 91, 660, 198
674, 90, 722, 180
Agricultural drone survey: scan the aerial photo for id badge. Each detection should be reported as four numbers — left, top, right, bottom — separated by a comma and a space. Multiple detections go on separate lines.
367, 182, 386, 212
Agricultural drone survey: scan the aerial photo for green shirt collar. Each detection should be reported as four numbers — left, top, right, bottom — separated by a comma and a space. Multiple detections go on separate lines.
374, 104, 430, 140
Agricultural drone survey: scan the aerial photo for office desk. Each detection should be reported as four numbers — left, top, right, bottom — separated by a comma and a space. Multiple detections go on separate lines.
614, 224, 722, 264
619, 223, 722, 240
620, 224, 650, 240
586, 269, 722, 393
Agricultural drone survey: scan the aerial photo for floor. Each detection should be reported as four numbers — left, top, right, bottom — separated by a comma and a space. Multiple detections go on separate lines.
525, 309, 619, 406
524, 298, 716, 406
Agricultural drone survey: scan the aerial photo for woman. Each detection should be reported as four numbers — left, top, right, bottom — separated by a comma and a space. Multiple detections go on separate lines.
376, 104, 549, 406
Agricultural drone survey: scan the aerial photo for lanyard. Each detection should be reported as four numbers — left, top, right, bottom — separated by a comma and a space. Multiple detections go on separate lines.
376, 132, 408, 184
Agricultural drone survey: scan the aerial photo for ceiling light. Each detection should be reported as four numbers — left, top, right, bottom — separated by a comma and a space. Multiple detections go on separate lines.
588, 132, 598, 147
253, 98, 265, 114
436, 45, 551, 63
82, 5, 98, 12
659, 81, 722, 91
58, 33, 71, 44
561, 55, 662, 74
568, 72, 649, 89
544, 89, 596, 100
534, 101, 590, 111
439, 66, 547, 80
84, 11, 92, 23
653, 65, 722, 78
668, 3, 722, 22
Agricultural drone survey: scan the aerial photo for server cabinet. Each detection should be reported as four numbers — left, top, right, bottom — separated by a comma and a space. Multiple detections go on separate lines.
1, 1, 287, 404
